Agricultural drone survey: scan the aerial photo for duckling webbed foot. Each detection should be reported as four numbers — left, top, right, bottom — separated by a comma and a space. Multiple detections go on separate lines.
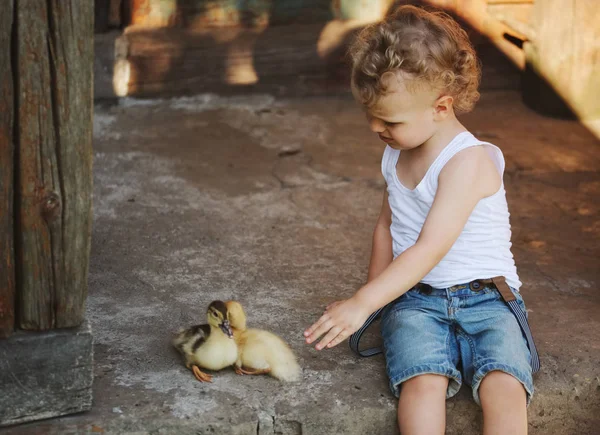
234, 365, 271, 376
192, 365, 213, 382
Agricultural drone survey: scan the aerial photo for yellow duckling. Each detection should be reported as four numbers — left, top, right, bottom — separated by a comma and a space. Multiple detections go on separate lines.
225, 300, 301, 382
172, 300, 237, 382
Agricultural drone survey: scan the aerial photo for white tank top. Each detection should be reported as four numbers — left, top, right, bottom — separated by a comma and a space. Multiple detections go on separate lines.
382, 131, 521, 290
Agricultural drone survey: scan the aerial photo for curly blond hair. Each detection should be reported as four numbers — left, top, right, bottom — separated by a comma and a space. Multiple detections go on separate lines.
350, 5, 481, 113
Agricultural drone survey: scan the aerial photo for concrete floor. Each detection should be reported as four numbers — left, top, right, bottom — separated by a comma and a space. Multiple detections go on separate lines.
6, 90, 599, 434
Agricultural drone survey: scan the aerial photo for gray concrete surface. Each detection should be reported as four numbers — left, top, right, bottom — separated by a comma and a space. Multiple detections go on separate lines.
4, 90, 599, 434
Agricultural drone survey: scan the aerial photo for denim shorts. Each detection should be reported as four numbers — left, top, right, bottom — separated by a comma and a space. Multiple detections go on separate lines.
380, 282, 534, 406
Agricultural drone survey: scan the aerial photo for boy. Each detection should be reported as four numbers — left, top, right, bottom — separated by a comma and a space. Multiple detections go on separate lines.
304, 6, 535, 434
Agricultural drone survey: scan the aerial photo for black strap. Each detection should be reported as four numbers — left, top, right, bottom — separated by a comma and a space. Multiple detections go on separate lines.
348, 306, 385, 357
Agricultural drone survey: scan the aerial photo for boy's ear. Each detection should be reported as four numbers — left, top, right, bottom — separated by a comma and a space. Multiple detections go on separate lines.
433, 95, 454, 120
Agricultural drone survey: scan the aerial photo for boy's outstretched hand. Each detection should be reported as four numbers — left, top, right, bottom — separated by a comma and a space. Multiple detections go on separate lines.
304, 297, 371, 350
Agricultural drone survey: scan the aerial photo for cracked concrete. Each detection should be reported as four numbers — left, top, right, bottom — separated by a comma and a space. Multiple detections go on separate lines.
5, 90, 599, 434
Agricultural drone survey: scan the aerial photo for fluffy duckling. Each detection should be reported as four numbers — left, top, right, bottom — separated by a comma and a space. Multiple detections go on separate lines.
172, 300, 237, 382
225, 300, 301, 382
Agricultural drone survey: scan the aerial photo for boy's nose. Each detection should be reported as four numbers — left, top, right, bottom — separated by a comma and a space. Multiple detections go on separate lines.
369, 117, 386, 133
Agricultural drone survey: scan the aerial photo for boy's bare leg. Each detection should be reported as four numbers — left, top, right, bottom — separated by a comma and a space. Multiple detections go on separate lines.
398, 374, 448, 435
480, 371, 528, 435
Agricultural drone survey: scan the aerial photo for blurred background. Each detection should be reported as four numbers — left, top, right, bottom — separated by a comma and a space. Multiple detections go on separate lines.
94, 0, 599, 137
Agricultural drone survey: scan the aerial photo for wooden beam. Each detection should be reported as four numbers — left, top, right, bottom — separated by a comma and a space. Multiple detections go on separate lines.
524, 0, 600, 133
499, 16, 536, 42
46, 0, 94, 328
16, 0, 94, 330
426, 0, 527, 69
0, 0, 15, 338
486, 0, 533, 4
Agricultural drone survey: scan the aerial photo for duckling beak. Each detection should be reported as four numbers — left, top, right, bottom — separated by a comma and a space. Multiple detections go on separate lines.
220, 320, 233, 338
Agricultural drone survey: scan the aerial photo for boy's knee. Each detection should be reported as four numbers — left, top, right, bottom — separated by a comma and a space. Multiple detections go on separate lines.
479, 370, 525, 397
401, 374, 448, 396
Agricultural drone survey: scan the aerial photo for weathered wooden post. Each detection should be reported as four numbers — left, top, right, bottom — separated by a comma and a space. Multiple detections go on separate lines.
0, 0, 94, 427
0, 0, 16, 341
16, 0, 94, 331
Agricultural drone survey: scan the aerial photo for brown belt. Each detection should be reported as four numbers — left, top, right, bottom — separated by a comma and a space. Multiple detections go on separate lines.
479, 276, 516, 302
415, 276, 515, 301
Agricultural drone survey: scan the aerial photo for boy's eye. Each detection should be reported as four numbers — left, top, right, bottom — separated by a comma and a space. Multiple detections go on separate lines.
385, 121, 402, 126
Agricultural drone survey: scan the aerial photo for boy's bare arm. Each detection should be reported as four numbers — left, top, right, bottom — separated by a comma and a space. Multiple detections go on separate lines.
305, 146, 501, 350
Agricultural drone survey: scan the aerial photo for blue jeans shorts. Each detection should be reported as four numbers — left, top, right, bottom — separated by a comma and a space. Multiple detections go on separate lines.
380, 282, 534, 406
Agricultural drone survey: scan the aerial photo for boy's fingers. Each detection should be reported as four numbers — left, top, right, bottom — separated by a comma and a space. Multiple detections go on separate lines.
308, 320, 335, 344
316, 326, 343, 350
326, 330, 348, 348
305, 317, 332, 344
304, 313, 328, 337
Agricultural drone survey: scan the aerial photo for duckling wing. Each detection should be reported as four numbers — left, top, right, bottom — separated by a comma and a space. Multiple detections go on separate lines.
190, 325, 212, 353
172, 324, 211, 354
